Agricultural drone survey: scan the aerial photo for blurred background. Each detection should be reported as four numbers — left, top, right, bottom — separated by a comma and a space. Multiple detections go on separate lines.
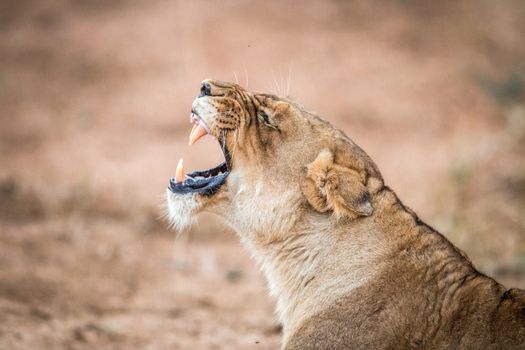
1, 0, 524, 349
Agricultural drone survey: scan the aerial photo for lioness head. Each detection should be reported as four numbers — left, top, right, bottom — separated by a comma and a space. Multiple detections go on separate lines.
166, 79, 384, 235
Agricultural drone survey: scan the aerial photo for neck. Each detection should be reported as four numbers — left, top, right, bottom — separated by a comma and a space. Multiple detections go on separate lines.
234, 212, 390, 337
225, 185, 482, 344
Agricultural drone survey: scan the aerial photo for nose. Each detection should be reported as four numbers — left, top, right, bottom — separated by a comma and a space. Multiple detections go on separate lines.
199, 81, 212, 97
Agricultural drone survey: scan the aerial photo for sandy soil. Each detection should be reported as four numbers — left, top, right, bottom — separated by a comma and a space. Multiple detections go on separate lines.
0, 1, 524, 349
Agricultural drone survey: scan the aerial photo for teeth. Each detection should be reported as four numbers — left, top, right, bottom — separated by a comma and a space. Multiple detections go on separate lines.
188, 122, 208, 146
175, 158, 185, 183
190, 123, 198, 137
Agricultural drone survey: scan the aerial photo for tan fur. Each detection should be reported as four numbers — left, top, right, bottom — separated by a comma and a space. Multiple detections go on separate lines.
167, 79, 525, 349
301, 148, 373, 219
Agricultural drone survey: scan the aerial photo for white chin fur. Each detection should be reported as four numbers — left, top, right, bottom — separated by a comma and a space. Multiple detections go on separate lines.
165, 189, 201, 232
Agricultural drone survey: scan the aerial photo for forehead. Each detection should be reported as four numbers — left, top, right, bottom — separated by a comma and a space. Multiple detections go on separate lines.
255, 93, 280, 102
203, 80, 276, 98
203, 79, 297, 113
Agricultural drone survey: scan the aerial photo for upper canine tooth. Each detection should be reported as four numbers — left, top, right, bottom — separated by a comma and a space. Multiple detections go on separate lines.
190, 123, 197, 136
175, 158, 185, 183
188, 123, 208, 146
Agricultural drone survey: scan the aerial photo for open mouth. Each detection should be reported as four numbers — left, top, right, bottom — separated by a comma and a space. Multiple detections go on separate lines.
168, 112, 231, 196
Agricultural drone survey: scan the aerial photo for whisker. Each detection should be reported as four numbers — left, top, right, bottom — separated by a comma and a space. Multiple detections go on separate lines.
221, 129, 230, 161
231, 128, 239, 164
280, 66, 286, 98
271, 69, 281, 96
243, 66, 249, 88
233, 71, 239, 84
286, 63, 292, 96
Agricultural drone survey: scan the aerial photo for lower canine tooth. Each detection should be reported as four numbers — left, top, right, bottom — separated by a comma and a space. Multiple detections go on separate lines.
189, 123, 208, 146
175, 158, 185, 182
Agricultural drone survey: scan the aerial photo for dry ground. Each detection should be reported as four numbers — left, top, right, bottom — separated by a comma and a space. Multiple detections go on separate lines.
0, 1, 524, 349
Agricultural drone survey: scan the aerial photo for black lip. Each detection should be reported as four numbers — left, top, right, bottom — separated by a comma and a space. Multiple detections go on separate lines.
168, 143, 231, 196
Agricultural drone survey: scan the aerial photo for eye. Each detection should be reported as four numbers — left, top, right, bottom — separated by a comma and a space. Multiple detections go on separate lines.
259, 110, 271, 125
258, 110, 279, 130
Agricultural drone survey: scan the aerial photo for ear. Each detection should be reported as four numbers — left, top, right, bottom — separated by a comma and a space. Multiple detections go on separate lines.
301, 149, 373, 219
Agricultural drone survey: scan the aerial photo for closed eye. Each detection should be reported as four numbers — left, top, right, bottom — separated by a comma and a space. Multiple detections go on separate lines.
260, 110, 271, 125
258, 109, 279, 131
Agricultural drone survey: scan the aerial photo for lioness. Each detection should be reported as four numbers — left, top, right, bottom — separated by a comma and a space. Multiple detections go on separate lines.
166, 79, 525, 349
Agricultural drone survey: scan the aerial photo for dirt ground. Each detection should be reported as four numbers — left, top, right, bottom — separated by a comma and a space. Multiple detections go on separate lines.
1, 1, 524, 349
